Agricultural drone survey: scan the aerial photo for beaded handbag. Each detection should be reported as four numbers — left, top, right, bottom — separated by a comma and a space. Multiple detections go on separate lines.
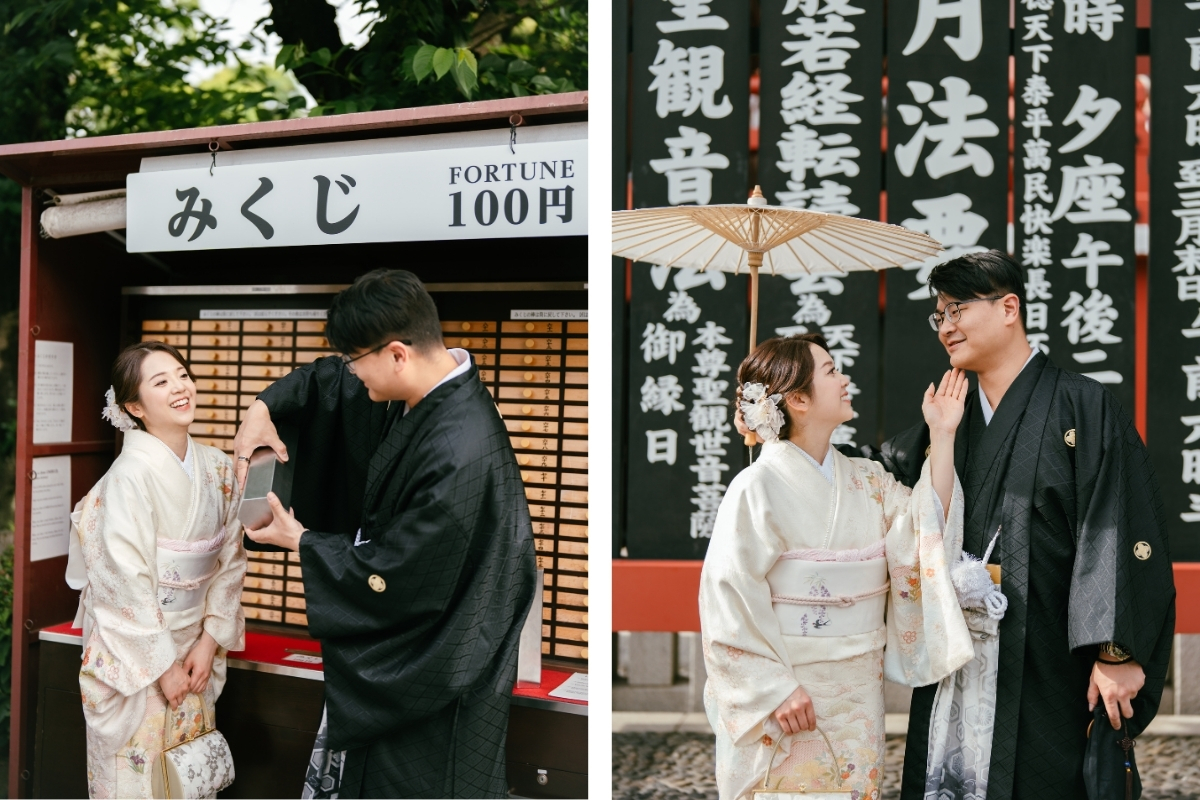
151, 696, 235, 800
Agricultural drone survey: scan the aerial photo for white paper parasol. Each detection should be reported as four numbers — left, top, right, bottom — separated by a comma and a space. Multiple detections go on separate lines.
613, 186, 946, 446
612, 186, 945, 348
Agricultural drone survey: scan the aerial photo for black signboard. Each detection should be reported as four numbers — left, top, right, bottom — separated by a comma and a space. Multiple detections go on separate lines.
625, 266, 748, 559
757, 0, 884, 449
614, 0, 630, 555
758, 272, 882, 449
1149, 0, 1200, 562
630, 0, 751, 209
1014, 0, 1136, 414
882, 0, 1009, 437
759, 0, 883, 220
626, 0, 751, 558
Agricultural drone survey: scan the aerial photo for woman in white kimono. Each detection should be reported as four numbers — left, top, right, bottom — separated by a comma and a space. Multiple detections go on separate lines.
701, 333, 974, 800
65, 342, 246, 799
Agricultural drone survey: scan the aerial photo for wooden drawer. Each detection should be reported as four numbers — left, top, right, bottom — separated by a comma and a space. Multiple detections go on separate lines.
511, 436, 560, 452
502, 321, 562, 333
501, 354, 562, 367
141, 333, 188, 345
142, 319, 189, 332
192, 320, 240, 332
501, 337, 562, 351
243, 335, 294, 348
190, 349, 239, 362
243, 320, 296, 333
442, 320, 498, 333
242, 350, 292, 364
191, 334, 240, 347
499, 386, 561, 401
191, 363, 240, 377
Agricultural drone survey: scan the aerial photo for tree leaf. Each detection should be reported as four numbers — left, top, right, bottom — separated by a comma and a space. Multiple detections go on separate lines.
530, 74, 555, 89
432, 48, 455, 80
457, 48, 478, 74
508, 59, 535, 77
478, 53, 505, 72
451, 58, 477, 99
411, 44, 437, 82
511, 82, 530, 97
275, 44, 295, 69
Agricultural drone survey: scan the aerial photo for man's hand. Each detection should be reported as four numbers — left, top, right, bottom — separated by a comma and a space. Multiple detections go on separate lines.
1088, 659, 1145, 729
182, 631, 219, 694
243, 492, 306, 552
232, 399, 287, 490
158, 662, 190, 710
772, 685, 816, 735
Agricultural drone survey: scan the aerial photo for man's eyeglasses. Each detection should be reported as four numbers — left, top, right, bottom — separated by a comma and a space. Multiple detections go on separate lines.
927, 295, 1006, 331
340, 340, 411, 373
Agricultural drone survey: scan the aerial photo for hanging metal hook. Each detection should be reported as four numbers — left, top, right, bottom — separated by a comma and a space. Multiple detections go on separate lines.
509, 113, 524, 155
209, 140, 220, 176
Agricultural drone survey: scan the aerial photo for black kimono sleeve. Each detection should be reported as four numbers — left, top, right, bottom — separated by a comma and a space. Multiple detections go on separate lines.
257, 356, 388, 536
1067, 385, 1176, 727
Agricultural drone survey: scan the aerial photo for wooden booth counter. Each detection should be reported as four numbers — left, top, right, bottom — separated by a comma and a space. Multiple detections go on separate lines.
0, 92, 590, 798
34, 623, 587, 798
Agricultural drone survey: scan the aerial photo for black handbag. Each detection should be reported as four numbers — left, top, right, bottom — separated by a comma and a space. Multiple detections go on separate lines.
1083, 705, 1141, 800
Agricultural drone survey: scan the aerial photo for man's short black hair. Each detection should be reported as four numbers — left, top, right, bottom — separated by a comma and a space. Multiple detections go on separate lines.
927, 249, 1026, 325
326, 269, 444, 354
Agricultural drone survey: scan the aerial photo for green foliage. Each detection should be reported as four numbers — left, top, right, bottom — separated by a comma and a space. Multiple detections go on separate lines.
273, 0, 587, 113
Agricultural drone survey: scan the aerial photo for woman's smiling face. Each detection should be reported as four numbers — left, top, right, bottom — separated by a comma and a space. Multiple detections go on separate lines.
785, 343, 854, 429
125, 351, 195, 432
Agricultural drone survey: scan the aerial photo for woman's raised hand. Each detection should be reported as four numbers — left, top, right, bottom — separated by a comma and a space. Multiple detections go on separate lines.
772, 685, 817, 735
921, 368, 969, 435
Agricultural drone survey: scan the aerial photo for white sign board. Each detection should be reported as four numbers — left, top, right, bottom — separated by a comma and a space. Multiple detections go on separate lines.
33, 340, 72, 444
31, 455, 71, 562
126, 124, 587, 252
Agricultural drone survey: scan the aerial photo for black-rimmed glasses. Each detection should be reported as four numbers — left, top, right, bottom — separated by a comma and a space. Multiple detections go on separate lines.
340, 340, 411, 373
927, 295, 1006, 331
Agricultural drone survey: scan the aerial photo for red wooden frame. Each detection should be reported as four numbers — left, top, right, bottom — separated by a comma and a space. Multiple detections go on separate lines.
613, 561, 1200, 634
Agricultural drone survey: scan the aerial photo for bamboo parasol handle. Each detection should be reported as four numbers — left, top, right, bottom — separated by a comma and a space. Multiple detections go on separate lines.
745, 261, 760, 448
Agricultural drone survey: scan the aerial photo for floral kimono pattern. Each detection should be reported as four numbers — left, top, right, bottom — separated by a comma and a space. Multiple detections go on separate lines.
67, 431, 246, 799
700, 441, 972, 800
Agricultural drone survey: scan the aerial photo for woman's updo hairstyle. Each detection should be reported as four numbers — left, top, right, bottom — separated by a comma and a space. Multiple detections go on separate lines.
736, 333, 830, 439
111, 341, 192, 431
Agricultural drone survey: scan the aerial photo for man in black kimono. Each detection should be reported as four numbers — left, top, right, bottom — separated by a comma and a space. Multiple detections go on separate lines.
884, 251, 1176, 798
237, 269, 536, 799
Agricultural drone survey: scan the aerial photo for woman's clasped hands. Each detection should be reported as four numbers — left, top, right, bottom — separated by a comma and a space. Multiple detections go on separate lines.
158, 630, 219, 709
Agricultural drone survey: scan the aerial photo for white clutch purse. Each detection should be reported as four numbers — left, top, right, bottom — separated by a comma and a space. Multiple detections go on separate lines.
151, 696, 235, 799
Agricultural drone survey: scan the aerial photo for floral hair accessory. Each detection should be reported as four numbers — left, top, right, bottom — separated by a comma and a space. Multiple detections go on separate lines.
101, 386, 138, 432
739, 381, 784, 443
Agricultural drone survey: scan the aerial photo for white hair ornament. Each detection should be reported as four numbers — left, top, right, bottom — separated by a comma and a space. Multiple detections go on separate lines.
739, 381, 785, 444
101, 386, 138, 432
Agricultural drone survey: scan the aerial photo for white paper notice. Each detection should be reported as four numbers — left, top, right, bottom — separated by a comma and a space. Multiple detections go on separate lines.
33, 341, 73, 444
282, 653, 323, 665
31, 456, 71, 562
547, 672, 588, 702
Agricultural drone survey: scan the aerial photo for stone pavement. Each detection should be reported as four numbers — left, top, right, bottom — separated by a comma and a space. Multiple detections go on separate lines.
612, 715, 1200, 799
